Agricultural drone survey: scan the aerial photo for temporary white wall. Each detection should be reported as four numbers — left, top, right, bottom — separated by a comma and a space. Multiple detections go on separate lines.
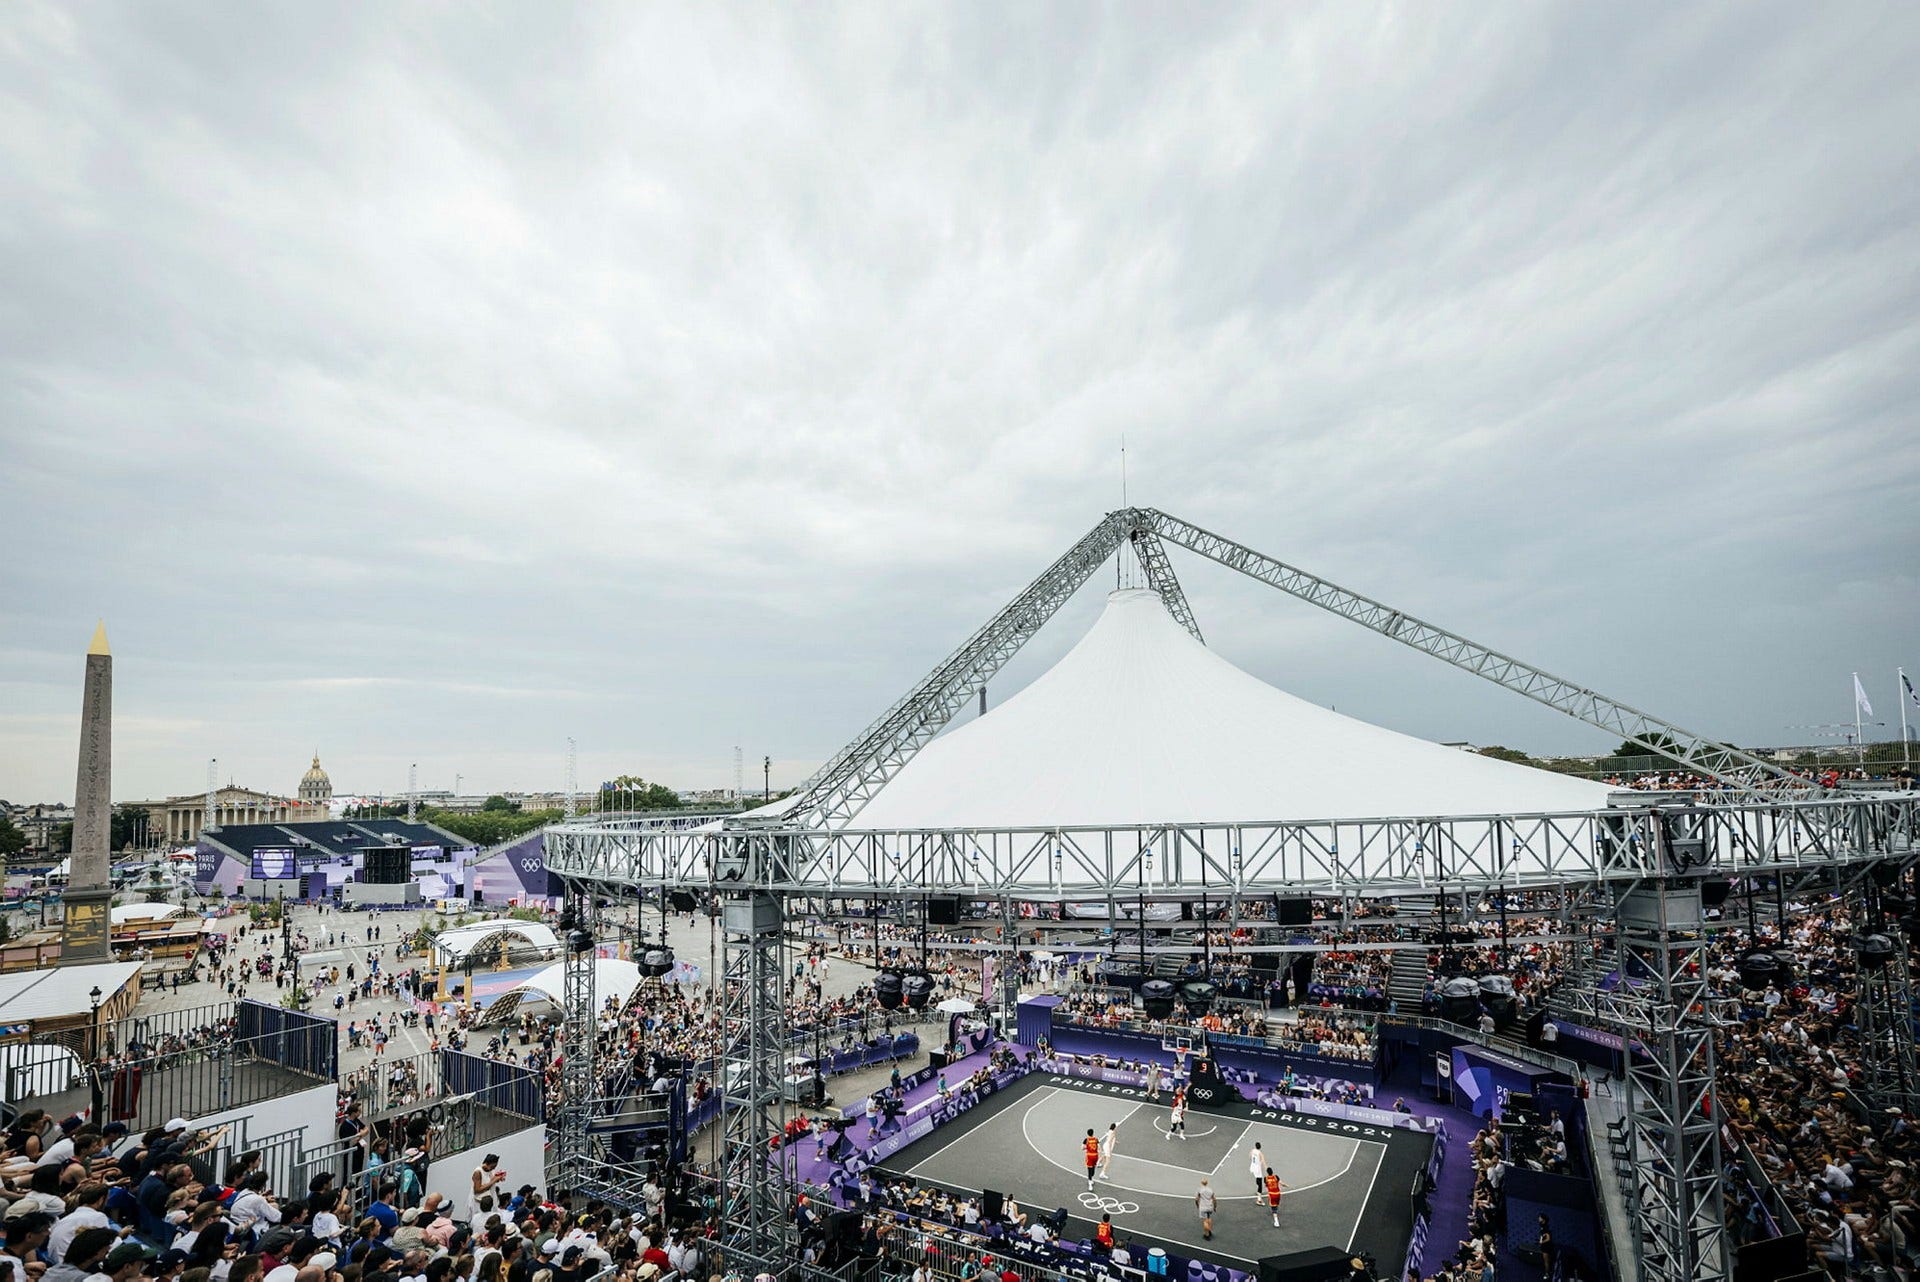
424, 1122, 546, 1209
188, 1080, 338, 1157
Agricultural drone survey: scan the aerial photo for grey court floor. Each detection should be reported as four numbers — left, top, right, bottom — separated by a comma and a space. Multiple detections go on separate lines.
885, 1075, 1425, 1271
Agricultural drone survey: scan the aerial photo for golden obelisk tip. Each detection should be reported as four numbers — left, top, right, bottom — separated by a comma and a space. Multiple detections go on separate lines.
88, 619, 110, 657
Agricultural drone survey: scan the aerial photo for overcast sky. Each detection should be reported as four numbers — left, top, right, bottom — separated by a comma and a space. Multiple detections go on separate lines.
4, 4, 1918, 805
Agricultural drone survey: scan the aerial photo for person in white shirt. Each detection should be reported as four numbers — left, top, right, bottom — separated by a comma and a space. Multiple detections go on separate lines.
1248, 1142, 1267, 1194
48, 1184, 111, 1263
1097, 1124, 1117, 1177
34, 1135, 76, 1169
227, 1173, 281, 1241
468, 1155, 506, 1220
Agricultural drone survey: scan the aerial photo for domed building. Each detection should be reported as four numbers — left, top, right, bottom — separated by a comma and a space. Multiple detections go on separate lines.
295, 753, 333, 819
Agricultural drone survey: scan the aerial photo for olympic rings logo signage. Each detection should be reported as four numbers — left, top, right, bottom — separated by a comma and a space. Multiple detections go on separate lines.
1078, 1192, 1139, 1216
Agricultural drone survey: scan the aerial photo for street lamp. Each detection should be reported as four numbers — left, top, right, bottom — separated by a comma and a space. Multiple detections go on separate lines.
763, 756, 771, 801
88, 985, 104, 1121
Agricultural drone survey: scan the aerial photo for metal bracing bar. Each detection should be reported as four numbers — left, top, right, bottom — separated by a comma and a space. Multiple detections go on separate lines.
1126, 527, 1203, 643
1137, 508, 1816, 798
718, 893, 791, 1267
778, 511, 1135, 829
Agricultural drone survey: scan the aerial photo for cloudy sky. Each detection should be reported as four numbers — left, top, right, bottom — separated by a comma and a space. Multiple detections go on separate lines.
4, 4, 1918, 805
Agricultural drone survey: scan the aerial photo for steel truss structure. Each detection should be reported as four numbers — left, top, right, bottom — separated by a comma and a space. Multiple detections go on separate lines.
542, 509, 1916, 1281
719, 895, 791, 1264
1599, 814, 1730, 1282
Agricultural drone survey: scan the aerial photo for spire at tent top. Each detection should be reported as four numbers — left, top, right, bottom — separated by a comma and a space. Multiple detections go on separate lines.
88, 619, 110, 656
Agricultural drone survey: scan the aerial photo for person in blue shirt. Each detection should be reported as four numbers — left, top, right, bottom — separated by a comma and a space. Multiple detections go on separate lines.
366, 1181, 401, 1237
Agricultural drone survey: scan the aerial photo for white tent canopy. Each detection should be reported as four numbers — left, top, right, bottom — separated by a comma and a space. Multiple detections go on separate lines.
432, 921, 559, 964
111, 902, 185, 926
852, 588, 1617, 830
480, 957, 643, 1024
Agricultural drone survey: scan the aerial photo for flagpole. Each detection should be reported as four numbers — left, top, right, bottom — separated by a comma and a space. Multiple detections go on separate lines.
1854, 672, 1865, 765
1903, 666, 1912, 774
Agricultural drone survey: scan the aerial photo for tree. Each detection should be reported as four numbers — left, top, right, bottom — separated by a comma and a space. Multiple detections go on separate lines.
601, 775, 683, 810
1476, 746, 1536, 765
52, 821, 72, 854
0, 816, 24, 860
419, 806, 563, 847
1611, 734, 1682, 764
481, 795, 519, 812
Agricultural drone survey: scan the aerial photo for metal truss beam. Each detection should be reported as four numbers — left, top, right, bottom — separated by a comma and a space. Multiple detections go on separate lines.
1135, 508, 1817, 798
779, 511, 1135, 829
1127, 527, 1203, 643
546, 794, 1919, 899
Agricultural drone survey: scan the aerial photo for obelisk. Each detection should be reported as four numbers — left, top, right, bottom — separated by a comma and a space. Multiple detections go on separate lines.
60, 620, 114, 965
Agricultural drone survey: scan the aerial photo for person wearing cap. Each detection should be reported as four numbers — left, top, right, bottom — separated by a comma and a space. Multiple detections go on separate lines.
100, 1241, 153, 1282
145, 1248, 188, 1282
387, 1208, 425, 1254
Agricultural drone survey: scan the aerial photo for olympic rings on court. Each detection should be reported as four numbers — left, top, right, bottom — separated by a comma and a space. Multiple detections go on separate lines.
1078, 1191, 1140, 1215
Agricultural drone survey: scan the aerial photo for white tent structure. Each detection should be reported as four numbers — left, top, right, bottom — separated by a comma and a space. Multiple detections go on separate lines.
480, 957, 643, 1024
111, 902, 185, 926
853, 588, 1617, 830
431, 921, 560, 966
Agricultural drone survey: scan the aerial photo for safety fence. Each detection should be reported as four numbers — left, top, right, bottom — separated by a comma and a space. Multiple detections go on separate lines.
86, 999, 337, 1135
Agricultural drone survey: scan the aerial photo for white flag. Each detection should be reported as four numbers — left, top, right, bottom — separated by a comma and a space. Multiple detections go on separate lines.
1853, 672, 1873, 717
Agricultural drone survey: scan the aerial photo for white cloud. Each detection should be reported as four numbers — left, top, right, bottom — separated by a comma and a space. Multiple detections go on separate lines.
2, 2, 1917, 801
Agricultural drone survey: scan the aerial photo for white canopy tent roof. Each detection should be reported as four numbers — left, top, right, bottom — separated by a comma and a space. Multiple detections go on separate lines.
431, 920, 559, 964
111, 902, 185, 926
480, 957, 643, 1024
851, 588, 1617, 830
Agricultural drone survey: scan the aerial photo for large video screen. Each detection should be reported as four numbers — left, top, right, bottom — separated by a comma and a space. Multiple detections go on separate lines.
250, 848, 299, 879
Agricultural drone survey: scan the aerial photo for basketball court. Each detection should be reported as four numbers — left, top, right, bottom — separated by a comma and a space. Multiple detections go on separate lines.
875, 1073, 1431, 1273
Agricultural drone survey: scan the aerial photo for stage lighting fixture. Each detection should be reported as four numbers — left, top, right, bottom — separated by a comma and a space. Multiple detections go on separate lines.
640, 946, 676, 977
1177, 979, 1217, 1016
1140, 979, 1176, 1020
874, 970, 905, 1010
901, 969, 935, 1011
1856, 933, 1896, 971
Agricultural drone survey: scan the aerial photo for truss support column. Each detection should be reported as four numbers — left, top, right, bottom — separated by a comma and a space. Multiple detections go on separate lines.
1851, 871, 1920, 1115
1000, 897, 1021, 1036
554, 882, 598, 1197
1604, 810, 1730, 1282
719, 891, 790, 1268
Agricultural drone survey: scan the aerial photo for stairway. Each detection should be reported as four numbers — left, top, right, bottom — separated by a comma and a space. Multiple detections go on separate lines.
1387, 948, 1432, 1011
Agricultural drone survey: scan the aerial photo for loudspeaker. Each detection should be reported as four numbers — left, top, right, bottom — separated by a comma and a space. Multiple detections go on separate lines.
364, 847, 408, 884
927, 896, 961, 926
1700, 878, 1731, 907
1257, 1246, 1354, 1282
668, 891, 698, 912
1273, 896, 1313, 927
981, 1189, 1005, 1222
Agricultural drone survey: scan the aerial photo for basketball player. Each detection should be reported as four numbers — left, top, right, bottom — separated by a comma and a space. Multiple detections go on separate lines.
1083, 1128, 1101, 1190
1248, 1141, 1267, 1195
1264, 1165, 1288, 1227
1097, 1122, 1118, 1177
1168, 1098, 1187, 1140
